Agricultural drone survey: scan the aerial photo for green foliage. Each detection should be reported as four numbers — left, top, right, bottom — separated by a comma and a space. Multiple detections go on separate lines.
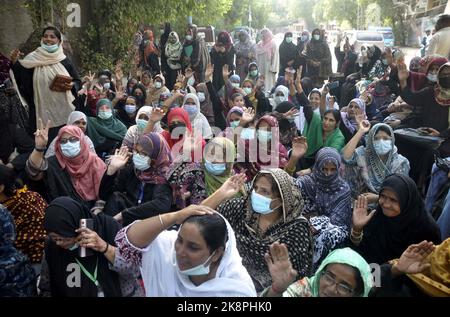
24, 0, 70, 31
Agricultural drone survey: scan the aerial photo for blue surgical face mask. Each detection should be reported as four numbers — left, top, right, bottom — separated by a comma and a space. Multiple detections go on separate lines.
184, 104, 198, 116
243, 87, 252, 95
133, 153, 151, 171
98, 110, 113, 120
231, 83, 240, 89
197, 92, 206, 103
230, 120, 240, 129
373, 139, 392, 155
313, 34, 320, 41
125, 104, 136, 114
176, 249, 216, 276
257, 130, 272, 143
41, 43, 59, 53
204, 160, 227, 176
382, 59, 389, 66
251, 190, 277, 214
285, 37, 293, 43
136, 119, 148, 130
250, 70, 258, 77
155, 81, 162, 89
300, 35, 308, 42
60, 141, 81, 158
240, 128, 255, 140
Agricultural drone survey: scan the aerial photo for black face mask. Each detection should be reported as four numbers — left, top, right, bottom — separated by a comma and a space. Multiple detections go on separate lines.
169, 122, 187, 134
439, 76, 450, 89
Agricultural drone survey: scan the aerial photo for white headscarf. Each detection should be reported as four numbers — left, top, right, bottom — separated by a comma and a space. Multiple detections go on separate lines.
67, 111, 87, 125
183, 93, 212, 139
138, 213, 257, 297
122, 106, 163, 150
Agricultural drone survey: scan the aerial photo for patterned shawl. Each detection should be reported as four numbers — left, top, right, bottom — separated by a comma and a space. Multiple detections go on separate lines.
217, 168, 313, 290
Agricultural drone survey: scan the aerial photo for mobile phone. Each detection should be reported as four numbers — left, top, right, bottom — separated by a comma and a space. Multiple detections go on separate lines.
79, 219, 94, 258
327, 81, 340, 90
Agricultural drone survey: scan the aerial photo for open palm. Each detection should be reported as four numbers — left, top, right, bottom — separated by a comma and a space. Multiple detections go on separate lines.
291, 137, 308, 159
396, 241, 435, 274
265, 242, 297, 293
241, 107, 255, 124
352, 195, 376, 230
219, 173, 246, 200
109, 146, 130, 172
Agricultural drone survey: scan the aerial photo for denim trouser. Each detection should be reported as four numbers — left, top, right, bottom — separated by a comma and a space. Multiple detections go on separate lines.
424, 162, 450, 213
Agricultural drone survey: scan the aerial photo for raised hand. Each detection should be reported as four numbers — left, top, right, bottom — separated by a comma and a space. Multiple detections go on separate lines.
358, 119, 371, 134
10, 49, 24, 64
185, 67, 194, 81
205, 63, 214, 82
219, 173, 246, 200
265, 242, 297, 294
176, 70, 186, 84
149, 107, 165, 123
115, 61, 124, 82
76, 227, 108, 253
397, 62, 409, 83
394, 240, 435, 275
291, 136, 308, 159
108, 146, 130, 174
175, 205, 216, 225
222, 64, 230, 80
83, 71, 96, 84
34, 118, 51, 149
352, 195, 376, 231
241, 107, 255, 124
283, 108, 299, 120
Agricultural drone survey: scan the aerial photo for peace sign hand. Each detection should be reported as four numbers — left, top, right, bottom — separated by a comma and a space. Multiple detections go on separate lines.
34, 118, 51, 148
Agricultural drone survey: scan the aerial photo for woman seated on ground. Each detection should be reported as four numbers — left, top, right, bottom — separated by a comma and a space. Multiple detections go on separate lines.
294, 147, 352, 267
182, 93, 213, 140
349, 174, 441, 265
263, 243, 372, 297
46, 111, 95, 158
339, 98, 367, 144
115, 206, 257, 297
0, 205, 37, 297
122, 106, 163, 151
86, 99, 127, 158
39, 197, 142, 297
26, 121, 106, 209
100, 133, 172, 226
342, 122, 410, 203
115, 96, 139, 129
202, 168, 313, 292
0, 165, 47, 268
146, 74, 170, 106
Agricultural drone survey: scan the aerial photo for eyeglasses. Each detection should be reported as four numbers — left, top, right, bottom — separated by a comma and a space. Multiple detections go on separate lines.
321, 270, 355, 295
59, 137, 80, 144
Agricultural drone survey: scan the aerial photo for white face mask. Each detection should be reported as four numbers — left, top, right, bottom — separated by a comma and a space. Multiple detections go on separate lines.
176, 250, 216, 276
186, 35, 193, 41
60, 141, 81, 158
240, 128, 255, 140
155, 82, 162, 89
187, 77, 195, 86
313, 34, 320, 41
275, 95, 287, 105
427, 73, 438, 83
257, 130, 272, 142
231, 83, 240, 89
373, 139, 392, 156
197, 92, 206, 103
243, 87, 252, 95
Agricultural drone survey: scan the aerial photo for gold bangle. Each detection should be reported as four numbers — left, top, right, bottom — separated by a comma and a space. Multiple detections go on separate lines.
158, 214, 165, 227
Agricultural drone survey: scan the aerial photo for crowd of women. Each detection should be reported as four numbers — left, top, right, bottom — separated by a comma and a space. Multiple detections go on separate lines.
1, 16, 450, 297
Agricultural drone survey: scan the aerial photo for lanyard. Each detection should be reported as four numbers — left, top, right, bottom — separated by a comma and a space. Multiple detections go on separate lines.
75, 258, 99, 287
137, 182, 145, 205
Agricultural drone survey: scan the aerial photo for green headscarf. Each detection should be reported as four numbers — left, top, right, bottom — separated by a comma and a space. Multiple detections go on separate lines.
308, 247, 373, 297
86, 99, 127, 147
203, 137, 236, 196
303, 112, 345, 158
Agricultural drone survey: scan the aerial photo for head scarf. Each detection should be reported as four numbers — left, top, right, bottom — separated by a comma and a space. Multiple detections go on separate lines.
143, 30, 157, 56
134, 133, 172, 184
308, 248, 373, 297
131, 84, 147, 107
164, 107, 193, 149
216, 31, 233, 52
165, 31, 183, 69
409, 57, 421, 72
55, 126, 107, 201
359, 174, 441, 264
122, 106, 163, 150
279, 32, 297, 69
182, 93, 212, 139
86, 99, 127, 146
67, 111, 87, 126
256, 28, 275, 58
137, 212, 257, 296
195, 83, 214, 124
435, 62, 450, 106
43, 197, 122, 297
0, 205, 36, 297
204, 137, 236, 196
235, 30, 254, 56
341, 98, 366, 134
274, 85, 290, 106
226, 106, 244, 127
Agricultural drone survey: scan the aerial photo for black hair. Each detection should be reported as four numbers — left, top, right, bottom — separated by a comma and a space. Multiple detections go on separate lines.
324, 109, 341, 125
436, 14, 450, 32
42, 26, 62, 41
375, 125, 392, 136
98, 69, 112, 80
0, 165, 23, 197
184, 214, 228, 252
231, 93, 244, 102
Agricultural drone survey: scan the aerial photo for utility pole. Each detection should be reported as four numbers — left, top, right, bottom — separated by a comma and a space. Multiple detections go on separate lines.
248, 5, 252, 29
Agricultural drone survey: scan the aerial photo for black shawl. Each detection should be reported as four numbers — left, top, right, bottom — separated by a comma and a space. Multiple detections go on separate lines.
357, 174, 441, 264
279, 33, 297, 76
43, 197, 122, 297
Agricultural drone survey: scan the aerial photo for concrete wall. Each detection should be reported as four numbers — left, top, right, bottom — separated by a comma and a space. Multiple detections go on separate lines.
0, 0, 34, 56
